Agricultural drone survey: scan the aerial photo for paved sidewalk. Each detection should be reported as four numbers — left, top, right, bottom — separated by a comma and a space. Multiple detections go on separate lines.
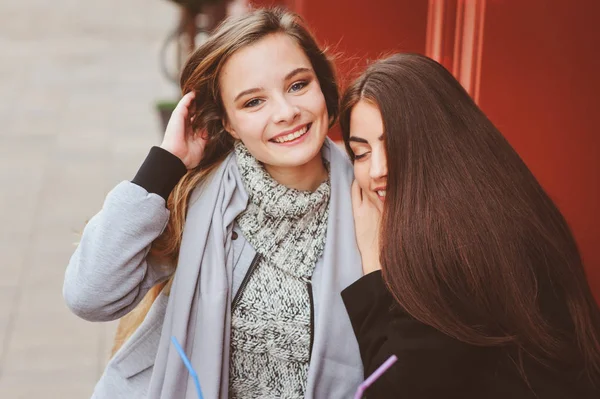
0, 0, 178, 397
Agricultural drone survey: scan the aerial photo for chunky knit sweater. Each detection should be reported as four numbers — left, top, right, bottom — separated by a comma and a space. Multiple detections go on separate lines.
229, 142, 331, 398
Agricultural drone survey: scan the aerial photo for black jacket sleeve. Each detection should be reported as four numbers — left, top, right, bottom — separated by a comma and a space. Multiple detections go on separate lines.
342, 271, 485, 399
131, 146, 188, 201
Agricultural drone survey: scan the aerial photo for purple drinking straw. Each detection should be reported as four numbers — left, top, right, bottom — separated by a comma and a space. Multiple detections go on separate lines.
353, 354, 398, 399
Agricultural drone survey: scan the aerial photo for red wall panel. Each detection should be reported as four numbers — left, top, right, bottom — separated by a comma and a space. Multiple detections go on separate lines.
478, 0, 600, 299
300, 0, 428, 83
297, 0, 428, 139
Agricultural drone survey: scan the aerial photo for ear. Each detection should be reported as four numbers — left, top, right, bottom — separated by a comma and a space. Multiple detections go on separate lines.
222, 118, 240, 140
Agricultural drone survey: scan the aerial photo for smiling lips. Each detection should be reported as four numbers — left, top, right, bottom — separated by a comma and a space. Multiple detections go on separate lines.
375, 187, 386, 201
270, 123, 312, 144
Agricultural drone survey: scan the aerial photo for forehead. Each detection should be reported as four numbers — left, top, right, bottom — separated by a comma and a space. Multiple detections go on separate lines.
349, 100, 384, 141
219, 33, 313, 98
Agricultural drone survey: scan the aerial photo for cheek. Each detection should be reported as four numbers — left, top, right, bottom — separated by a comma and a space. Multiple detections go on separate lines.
301, 88, 328, 118
353, 163, 371, 191
228, 111, 269, 140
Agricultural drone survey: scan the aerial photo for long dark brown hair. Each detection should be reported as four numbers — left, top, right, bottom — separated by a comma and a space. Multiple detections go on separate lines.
340, 53, 600, 382
111, 7, 339, 355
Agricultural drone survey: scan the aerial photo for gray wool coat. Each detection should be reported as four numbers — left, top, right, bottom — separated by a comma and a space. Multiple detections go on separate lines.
63, 140, 364, 398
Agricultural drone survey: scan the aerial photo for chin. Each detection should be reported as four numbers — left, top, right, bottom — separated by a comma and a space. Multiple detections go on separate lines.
275, 150, 321, 168
279, 137, 325, 166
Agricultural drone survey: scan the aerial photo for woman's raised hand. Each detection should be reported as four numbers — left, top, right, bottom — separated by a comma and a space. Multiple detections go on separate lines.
351, 180, 383, 275
160, 91, 208, 169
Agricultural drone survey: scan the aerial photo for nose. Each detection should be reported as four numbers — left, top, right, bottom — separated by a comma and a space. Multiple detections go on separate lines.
369, 147, 388, 180
272, 95, 300, 124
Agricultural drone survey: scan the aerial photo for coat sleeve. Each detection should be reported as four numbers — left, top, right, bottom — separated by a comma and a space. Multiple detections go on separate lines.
342, 271, 484, 398
63, 147, 187, 322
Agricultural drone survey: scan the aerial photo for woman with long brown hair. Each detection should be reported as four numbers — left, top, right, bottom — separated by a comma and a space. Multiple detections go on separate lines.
340, 53, 600, 398
63, 8, 364, 399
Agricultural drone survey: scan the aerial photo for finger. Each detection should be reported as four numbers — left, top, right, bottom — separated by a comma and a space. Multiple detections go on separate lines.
364, 196, 382, 220
198, 129, 209, 140
181, 90, 196, 102
177, 91, 196, 112
179, 93, 199, 126
192, 129, 209, 142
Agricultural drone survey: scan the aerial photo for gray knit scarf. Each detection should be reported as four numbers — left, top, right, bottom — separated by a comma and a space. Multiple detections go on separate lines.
229, 141, 331, 399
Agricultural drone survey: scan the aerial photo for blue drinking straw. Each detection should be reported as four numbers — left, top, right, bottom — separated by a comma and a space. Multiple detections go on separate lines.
171, 336, 204, 399
353, 354, 398, 399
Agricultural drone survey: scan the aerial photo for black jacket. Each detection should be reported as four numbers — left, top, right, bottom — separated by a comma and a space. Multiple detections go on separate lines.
341, 271, 598, 399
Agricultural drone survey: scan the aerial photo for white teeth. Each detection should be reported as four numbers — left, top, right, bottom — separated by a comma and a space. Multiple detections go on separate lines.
274, 125, 308, 143
377, 190, 386, 197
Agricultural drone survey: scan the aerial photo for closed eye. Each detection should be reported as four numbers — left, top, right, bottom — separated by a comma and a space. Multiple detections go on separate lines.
354, 152, 370, 160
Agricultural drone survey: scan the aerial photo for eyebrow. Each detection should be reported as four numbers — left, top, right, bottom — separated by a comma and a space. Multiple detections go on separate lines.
348, 135, 384, 143
234, 87, 263, 103
285, 67, 311, 81
233, 67, 312, 103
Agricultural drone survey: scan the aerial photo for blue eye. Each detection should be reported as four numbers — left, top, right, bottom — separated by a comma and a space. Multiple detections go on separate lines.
290, 81, 308, 92
244, 98, 263, 108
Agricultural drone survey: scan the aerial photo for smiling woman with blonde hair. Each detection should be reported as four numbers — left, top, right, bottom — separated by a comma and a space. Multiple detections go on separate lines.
63, 8, 364, 399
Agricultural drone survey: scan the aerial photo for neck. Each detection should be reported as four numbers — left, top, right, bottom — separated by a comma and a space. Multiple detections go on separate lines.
264, 154, 327, 192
